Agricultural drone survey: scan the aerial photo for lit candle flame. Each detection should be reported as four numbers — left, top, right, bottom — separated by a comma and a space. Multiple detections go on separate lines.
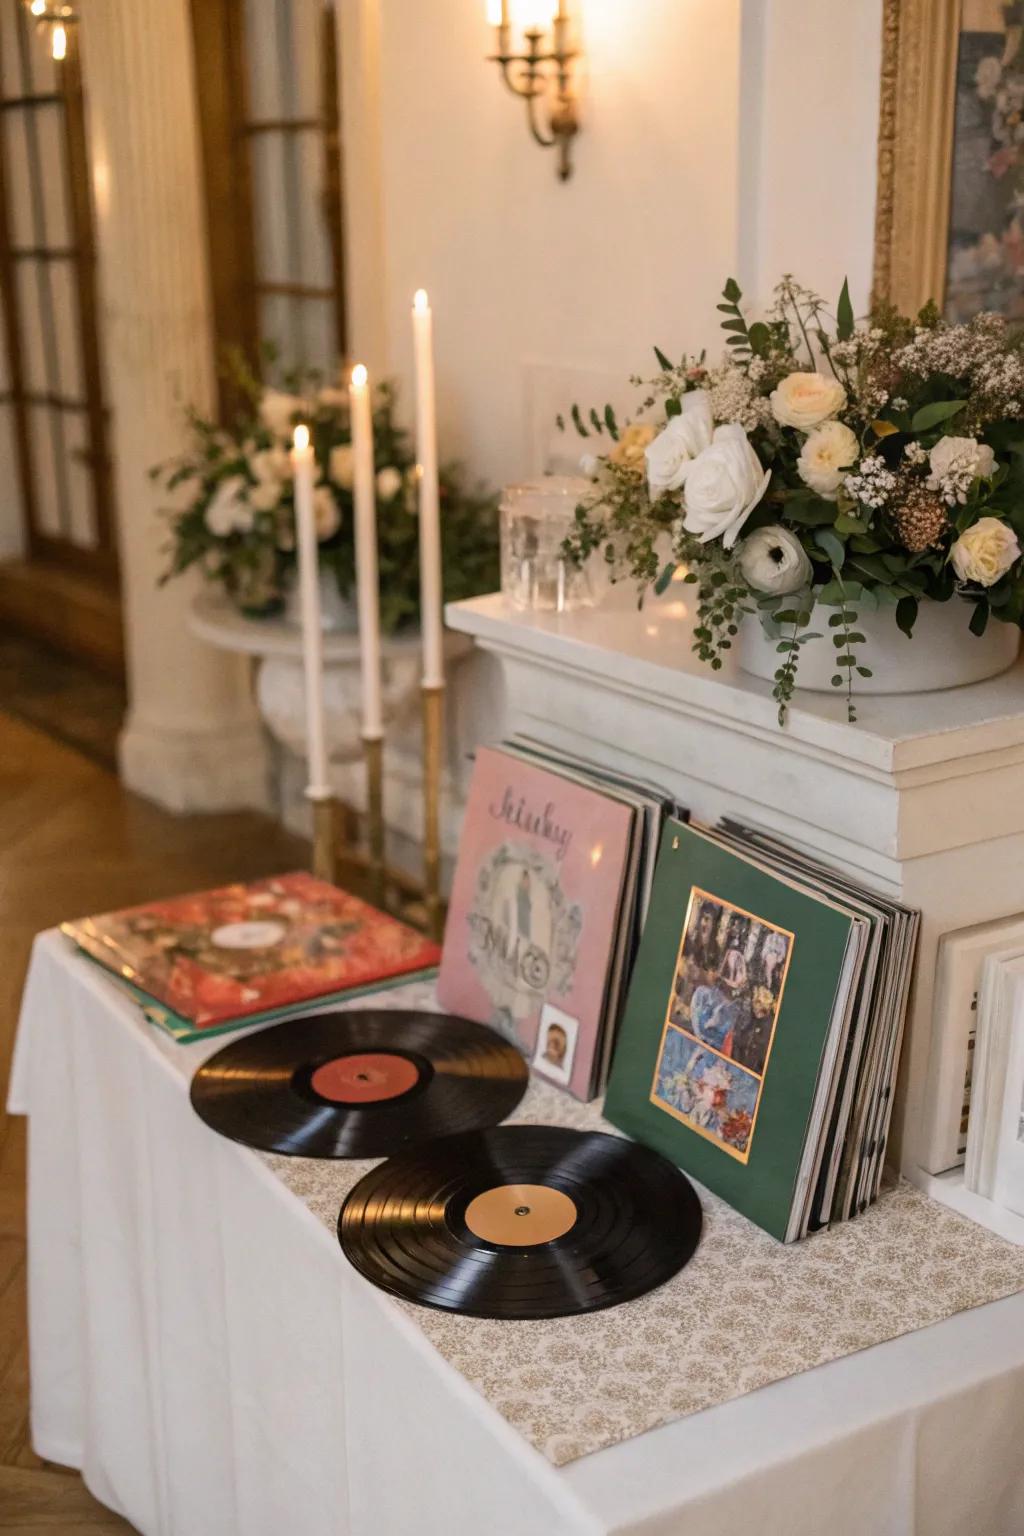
30, 0, 46, 14
413, 289, 430, 313
51, 21, 67, 60
351, 363, 368, 389
293, 424, 310, 453
590, 844, 604, 868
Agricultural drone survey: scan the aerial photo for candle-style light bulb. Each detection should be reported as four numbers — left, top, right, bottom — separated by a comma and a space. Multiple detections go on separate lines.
511, 0, 557, 29
413, 289, 429, 314
351, 363, 368, 389
485, 0, 506, 22
293, 423, 310, 453
30, 0, 46, 15
51, 21, 67, 60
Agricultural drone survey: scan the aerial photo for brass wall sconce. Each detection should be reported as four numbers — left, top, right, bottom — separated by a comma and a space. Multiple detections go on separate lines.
486, 1, 581, 182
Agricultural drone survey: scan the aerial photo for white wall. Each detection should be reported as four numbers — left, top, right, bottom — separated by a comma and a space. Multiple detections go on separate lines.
341, 0, 883, 491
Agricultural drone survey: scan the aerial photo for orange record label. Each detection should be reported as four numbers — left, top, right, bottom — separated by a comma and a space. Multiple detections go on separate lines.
310, 1052, 421, 1104
464, 1184, 578, 1246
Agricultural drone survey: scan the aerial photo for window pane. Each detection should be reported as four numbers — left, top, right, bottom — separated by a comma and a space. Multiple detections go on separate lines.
17, 262, 48, 392
34, 101, 71, 248
49, 257, 82, 400
0, 1, 25, 99
28, 403, 61, 536
250, 132, 290, 286
298, 297, 337, 379
3, 110, 37, 247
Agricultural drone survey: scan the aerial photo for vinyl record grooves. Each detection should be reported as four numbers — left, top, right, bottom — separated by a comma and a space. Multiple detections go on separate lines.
339, 1125, 702, 1319
190, 1010, 528, 1158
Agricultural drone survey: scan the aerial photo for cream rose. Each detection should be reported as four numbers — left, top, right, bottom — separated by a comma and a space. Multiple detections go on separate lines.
927, 435, 997, 488
249, 477, 283, 514
250, 446, 290, 485
644, 392, 714, 499
738, 525, 813, 595
681, 424, 771, 548
258, 390, 304, 439
376, 466, 403, 501
770, 372, 847, 431
205, 476, 250, 537
314, 486, 341, 542
950, 516, 1021, 587
797, 420, 859, 500
607, 421, 656, 474
329, 444, 355, 490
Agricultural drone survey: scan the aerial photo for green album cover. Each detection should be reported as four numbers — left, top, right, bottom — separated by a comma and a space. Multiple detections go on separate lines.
604, 821, 855, 1242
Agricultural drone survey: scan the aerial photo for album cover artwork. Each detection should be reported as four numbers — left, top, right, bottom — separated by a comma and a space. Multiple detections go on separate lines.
63, 873, 441, 1029
437, 746, 634, 1099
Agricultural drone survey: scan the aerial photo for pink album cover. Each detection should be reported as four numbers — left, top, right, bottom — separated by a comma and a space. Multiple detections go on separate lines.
437, 747, 634, 1099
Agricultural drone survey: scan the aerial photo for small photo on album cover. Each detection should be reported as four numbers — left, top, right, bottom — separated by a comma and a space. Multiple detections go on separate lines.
649, 886, 794, 1164
532, 1003, 580, 1088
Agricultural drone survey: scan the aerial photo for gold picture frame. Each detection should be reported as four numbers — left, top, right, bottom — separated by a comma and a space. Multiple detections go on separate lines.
873, 0, 962, 315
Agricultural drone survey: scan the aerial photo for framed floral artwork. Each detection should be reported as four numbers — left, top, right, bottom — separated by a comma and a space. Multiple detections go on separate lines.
874, 0, 1024, 319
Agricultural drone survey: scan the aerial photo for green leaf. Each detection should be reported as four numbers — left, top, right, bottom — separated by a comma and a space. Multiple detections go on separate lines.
589, 408, 604, 435
837, 278, 854, 342
832, 674, 843, 687
665, 396, 682, 418
895, 595, 918, 638
654, 346, 673, 371
911, 399, 967, 432
570, 403, 590, 438
835, 512, 870, 535
723, 277, 742, 303
969, 600, 990, 637
747, 322, 771, 356
815, 529, 846, 568
857, 666, 874, 678
603, 404, 620, 440
720, 318, 748, 334
654, 563, 676, 596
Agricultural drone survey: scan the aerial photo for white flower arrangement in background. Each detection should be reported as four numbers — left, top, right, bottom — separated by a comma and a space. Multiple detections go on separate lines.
155, 359, 498, 627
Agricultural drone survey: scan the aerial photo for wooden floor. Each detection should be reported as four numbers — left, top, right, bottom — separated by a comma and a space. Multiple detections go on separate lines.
0, 711, 307, 1533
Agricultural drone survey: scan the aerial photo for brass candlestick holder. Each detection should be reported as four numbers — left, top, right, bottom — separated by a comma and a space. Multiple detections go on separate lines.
363, 732, 386, 907
422, 683, 445, 942
310, 794, 340, 886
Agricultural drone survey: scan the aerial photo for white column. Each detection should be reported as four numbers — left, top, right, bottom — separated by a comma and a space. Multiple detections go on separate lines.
80, 0, 268, 813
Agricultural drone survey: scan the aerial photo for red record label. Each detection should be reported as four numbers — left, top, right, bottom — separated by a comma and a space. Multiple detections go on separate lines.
311, 1052, 421, 1104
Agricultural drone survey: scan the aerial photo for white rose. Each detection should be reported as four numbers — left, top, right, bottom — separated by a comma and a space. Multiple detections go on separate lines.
927, 435, 997, 488
314, 486, 341, 542
645, 391, 714, 499
250, 446, 290, 485
258, 389, 304, 439
798, 420, 859, 500
950, 516, 1021, 587
329, 444, 355, 490
205, 475, 250, 537
681, 424, 772, 548
376, 466, 403, 501
976, 55, 1002, 101
738, 525, 813, 595
249, 477, 282, 514
770, 372, 847, 431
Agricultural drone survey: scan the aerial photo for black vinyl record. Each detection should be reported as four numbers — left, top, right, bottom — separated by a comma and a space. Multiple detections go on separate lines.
189, 1010, 528, 1159
338, 1125, 702, 1319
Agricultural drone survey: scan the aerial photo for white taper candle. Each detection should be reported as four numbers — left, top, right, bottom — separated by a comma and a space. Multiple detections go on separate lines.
412, 289, 444, 690
292, 424, 330, 798
350, 364, 384, 740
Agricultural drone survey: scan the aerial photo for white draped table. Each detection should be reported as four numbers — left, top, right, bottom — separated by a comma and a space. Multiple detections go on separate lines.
9, 931, 1024, 1536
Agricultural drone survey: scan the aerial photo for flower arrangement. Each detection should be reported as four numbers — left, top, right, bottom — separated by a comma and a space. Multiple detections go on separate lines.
155, 360, 498, 630
563, 276, 1024, 720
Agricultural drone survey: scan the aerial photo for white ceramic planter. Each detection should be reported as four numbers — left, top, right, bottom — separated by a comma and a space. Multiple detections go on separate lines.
737, 599, 1021, 695
283, 569, 358, 633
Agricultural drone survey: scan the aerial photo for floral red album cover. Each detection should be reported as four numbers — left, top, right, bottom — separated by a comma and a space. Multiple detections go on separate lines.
63, 873, 441, 1028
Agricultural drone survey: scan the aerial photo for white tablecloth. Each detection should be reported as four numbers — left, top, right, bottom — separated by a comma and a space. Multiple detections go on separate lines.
9, 930, 1024, 1536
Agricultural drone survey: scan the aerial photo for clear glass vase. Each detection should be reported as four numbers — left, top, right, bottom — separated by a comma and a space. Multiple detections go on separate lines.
500, 476, 596, 613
